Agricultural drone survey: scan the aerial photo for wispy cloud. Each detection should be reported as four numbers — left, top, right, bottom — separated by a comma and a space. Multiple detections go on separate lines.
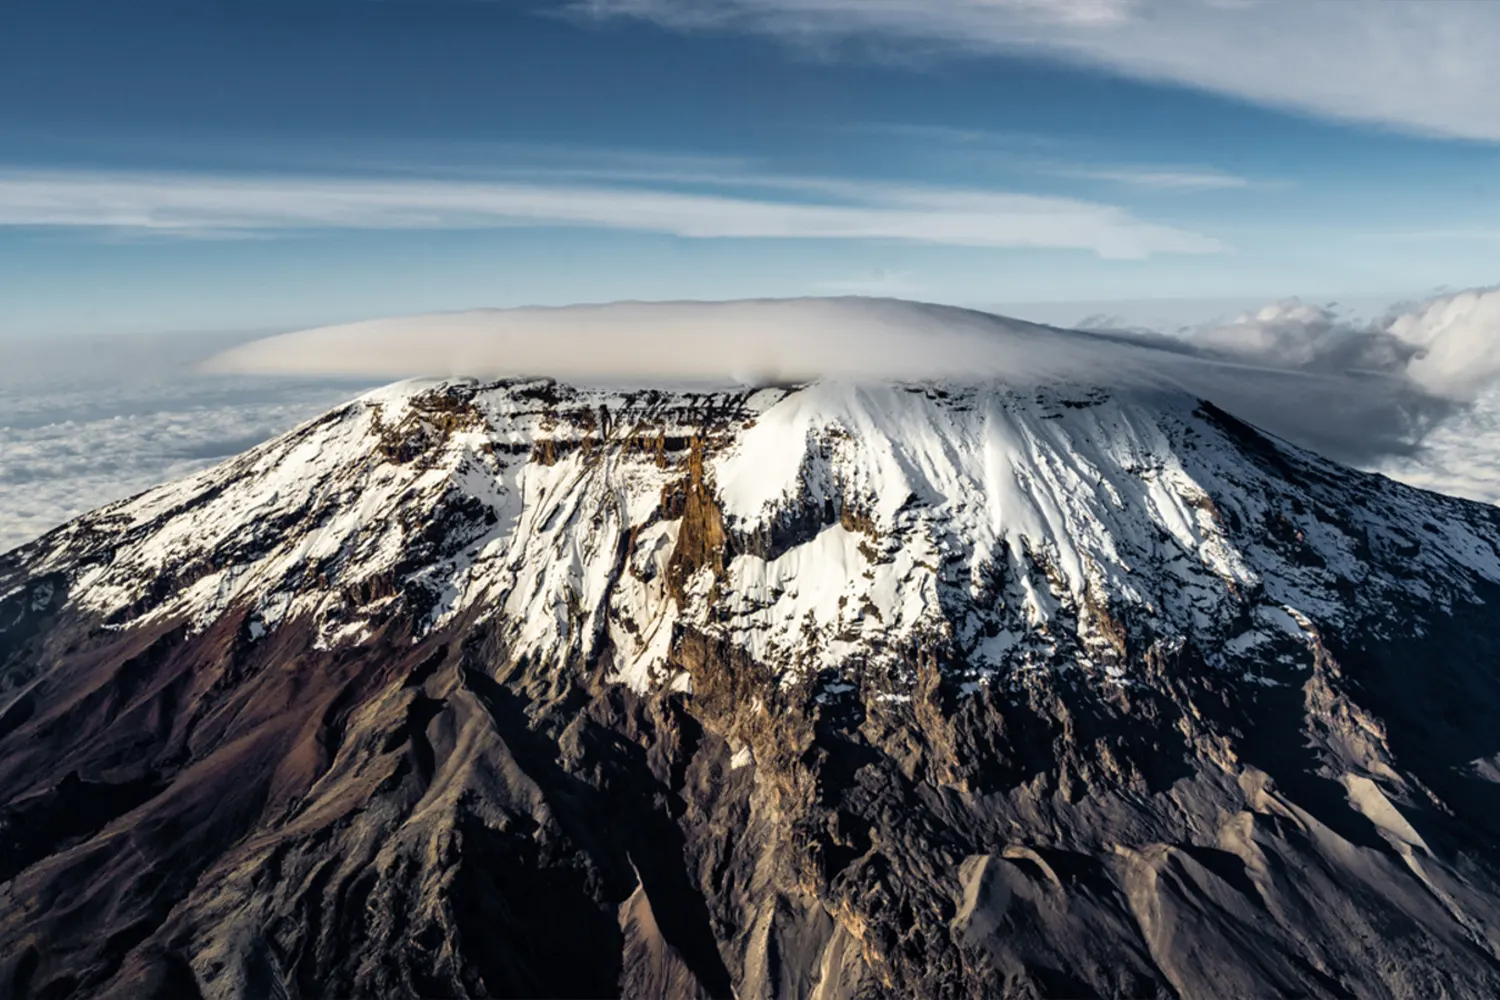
577, 0, 1500, 142
1370, 229, 1500, 243
0, 169, 1224, 258
851, 122, 1266, 191
1056, 166, 1252, 190
848, 122, 1061, 149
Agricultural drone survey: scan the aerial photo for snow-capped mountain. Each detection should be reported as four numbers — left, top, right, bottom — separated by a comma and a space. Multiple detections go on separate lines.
18, 376, 1500, 693
6, 374, 1500, 999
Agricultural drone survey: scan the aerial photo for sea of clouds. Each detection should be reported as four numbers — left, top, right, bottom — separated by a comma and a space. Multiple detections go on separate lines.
5, 287, 1500, 553
0, 332, 374, 553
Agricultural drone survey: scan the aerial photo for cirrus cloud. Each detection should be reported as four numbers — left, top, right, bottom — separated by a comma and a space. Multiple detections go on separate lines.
576, 0, 1500, 142
0, 168, 1223, 259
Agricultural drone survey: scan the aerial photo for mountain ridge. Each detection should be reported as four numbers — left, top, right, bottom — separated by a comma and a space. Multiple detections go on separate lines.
5, 376, 1500, 998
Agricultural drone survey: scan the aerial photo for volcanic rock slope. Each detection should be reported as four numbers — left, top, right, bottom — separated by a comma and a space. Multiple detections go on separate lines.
6, 377, 1500, 999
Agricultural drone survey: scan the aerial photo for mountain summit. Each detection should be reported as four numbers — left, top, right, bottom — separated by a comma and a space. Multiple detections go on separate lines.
6, 375, 1500, 998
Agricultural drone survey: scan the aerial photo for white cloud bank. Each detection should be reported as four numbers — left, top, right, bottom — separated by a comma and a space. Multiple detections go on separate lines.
0, 169, 1220, 259
1151, 289, 1500, 403
208, 290, 1500, 467
577, 0, 1500, 141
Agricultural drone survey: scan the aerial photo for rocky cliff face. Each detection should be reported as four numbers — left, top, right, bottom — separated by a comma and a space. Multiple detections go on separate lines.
6, 377, 1500, 999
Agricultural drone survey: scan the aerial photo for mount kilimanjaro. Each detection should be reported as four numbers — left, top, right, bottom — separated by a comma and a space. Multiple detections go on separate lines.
6, 368, 1500, 998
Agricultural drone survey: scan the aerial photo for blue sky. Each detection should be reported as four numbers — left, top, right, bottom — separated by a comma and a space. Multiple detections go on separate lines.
1, 0, 1498, 338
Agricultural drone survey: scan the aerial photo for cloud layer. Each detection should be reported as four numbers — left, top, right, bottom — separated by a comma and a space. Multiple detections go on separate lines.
208, 291, 1500, 467
578, 0, 1500, 141
0, 333, 373, 554
0, 169, 1220, 259
1136, 289, 1500, 403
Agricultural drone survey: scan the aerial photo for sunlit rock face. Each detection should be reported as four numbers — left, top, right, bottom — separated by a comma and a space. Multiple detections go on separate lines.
6, 375, 1500, 999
